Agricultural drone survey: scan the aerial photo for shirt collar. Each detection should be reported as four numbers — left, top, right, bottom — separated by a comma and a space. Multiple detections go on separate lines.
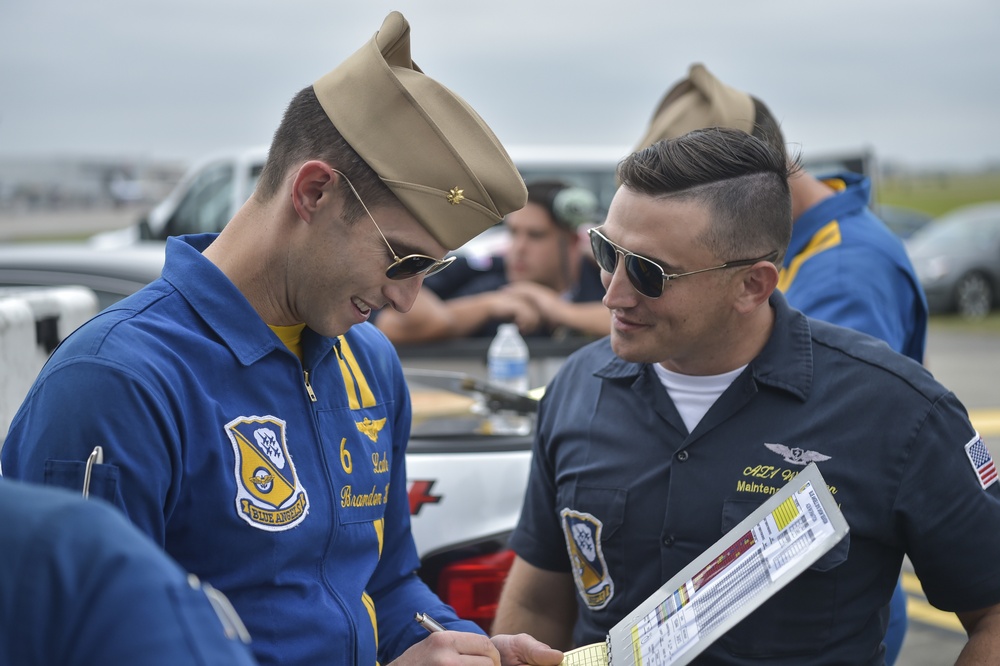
161, 234, 337, 366
787, 171, 871, 263
593, 290, 813, 402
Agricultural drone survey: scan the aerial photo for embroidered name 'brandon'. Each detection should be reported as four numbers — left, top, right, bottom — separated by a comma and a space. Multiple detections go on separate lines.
341, 484, 390, 509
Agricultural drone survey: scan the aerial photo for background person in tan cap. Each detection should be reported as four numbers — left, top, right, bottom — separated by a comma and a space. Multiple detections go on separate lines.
637, 63, 926, 663
1, 11, 562, 666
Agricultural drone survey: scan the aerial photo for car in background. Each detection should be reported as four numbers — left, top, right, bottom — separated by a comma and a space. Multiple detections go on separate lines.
90, 146, 268, 248
906, 201, 1000, 318
0, 242, 167, 310
873, 204, 934, 239
0, 240, 539, 632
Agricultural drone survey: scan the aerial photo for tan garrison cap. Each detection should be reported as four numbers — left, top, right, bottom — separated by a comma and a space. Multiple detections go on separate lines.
313, 12, 526, 250
634, 63, 756, 152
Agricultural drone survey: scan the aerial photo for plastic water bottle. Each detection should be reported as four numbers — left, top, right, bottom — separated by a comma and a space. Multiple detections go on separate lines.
487, 323, 531, 435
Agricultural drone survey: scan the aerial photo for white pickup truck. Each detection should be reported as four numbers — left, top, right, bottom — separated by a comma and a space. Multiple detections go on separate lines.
81, 142, 622, 626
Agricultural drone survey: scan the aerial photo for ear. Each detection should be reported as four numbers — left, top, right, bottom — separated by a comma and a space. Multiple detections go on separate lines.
290, 161, 336, 223
733, 260, 779, 314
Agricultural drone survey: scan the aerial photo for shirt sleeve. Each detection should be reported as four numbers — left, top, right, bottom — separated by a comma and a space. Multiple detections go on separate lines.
507, 385, 573, 572
783, 245, 925, 362
895, 391, 1000, 611
2, 357, 181, 545
8, 491, 258, 666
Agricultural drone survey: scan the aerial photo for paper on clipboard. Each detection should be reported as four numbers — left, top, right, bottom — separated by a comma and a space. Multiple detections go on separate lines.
560, 463, 848, 666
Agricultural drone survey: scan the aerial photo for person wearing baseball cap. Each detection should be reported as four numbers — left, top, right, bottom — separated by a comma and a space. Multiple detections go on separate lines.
1, 12, 562, 666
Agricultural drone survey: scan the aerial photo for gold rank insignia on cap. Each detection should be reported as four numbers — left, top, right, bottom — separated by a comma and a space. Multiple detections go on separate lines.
634, 63, 755, 152
312, 12, 526, 250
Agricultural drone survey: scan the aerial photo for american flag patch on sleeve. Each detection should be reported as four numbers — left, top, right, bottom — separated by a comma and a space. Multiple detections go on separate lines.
965, 433, 997, 490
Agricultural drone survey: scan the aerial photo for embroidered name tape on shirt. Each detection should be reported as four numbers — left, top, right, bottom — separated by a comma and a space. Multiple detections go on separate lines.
965, 433, 997, 490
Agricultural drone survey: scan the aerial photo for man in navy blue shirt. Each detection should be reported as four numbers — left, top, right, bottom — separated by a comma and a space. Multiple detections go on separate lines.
629, 62, 927, 662
493, 128, 1000, 664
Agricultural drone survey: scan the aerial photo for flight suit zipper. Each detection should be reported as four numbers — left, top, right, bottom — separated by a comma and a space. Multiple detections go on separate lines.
303, 369, 318, 402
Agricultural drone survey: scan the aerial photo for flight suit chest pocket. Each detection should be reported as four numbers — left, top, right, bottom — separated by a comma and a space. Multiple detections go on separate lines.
718, 496, 850, 658
44, 459, 122, 508
320, 409, 393, 525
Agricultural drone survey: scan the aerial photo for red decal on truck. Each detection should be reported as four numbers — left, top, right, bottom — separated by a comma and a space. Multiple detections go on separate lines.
408, 480, 443, 515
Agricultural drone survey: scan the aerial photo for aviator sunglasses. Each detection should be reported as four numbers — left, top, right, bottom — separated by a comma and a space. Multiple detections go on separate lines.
333, 169, 455, 280
588, 226, 777, 298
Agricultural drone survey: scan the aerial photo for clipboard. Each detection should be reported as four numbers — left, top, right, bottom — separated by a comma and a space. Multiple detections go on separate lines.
562, 463, 849, 666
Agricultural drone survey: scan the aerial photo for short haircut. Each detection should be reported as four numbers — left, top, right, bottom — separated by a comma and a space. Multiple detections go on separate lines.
617, 127, 794, 264
255, 86, 395, 222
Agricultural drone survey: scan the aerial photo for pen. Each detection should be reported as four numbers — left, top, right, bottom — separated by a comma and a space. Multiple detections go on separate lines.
82, 445, 103, 499
414, 611, 447, 634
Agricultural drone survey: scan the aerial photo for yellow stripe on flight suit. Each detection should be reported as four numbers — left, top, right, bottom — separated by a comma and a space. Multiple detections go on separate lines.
336, 336, 385, 660
336, 336, 377, 409
777, 177, 847, 292
777, 220, 842, 293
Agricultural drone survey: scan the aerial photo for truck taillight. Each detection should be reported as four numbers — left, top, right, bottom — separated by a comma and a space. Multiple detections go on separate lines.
435, 549, 516, 632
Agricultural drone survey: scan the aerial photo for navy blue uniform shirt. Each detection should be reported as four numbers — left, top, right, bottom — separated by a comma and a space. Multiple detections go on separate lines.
420, 254, 606, 338
510, 291, 1000, 664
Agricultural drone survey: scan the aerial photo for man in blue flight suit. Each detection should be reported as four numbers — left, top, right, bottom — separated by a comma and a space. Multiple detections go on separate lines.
492, 128, 1000, 664
1, 12, 562, 666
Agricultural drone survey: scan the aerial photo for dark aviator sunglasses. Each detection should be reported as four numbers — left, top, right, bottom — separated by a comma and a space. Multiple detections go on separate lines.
588, 226, 778, 299
334, 169, 455, 280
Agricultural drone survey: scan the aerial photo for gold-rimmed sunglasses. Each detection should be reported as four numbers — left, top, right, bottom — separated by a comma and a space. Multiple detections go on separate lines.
333, 169, 455, 280
588, 226, 777, 298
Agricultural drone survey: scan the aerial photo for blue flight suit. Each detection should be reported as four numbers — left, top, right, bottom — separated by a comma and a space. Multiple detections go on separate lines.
2, 234, 480, 666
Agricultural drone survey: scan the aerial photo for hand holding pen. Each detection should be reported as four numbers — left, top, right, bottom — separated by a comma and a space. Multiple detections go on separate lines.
407, 611, 563, 666
414, 612, 447, 634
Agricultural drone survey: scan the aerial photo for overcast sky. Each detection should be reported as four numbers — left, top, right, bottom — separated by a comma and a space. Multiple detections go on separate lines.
2, 0, 997, 170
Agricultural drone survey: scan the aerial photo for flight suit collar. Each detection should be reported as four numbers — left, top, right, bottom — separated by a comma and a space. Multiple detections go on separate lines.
162, 234, 336, 367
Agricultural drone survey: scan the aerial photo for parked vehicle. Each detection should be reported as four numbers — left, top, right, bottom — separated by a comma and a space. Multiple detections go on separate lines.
0, 242, 166, 309
872, 204, 934, 239
89, 147, 268, 248
0, 241, 545, 631
906, 201, 1000, 318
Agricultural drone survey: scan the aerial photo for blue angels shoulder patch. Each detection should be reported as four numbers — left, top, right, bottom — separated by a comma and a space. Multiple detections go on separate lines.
225, 415, 309, 531
560, 508, 614, 610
